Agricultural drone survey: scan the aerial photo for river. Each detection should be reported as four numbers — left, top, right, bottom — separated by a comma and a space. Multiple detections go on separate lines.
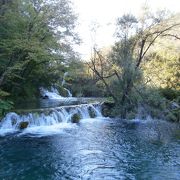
0, 98, 179, 179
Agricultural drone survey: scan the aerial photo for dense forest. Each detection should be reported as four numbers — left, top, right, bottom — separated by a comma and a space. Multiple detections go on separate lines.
0, 0, 179, 122
0, 0, 79, 115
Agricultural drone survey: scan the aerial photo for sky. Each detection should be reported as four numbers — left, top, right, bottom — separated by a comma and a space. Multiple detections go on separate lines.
73, 0, 180, 59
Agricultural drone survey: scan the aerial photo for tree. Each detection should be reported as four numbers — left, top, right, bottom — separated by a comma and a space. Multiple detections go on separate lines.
89, 11, 180, 118
0, 0, 79, 99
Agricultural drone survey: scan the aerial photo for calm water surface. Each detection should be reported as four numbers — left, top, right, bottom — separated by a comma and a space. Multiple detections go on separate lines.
0, 118, 180, 180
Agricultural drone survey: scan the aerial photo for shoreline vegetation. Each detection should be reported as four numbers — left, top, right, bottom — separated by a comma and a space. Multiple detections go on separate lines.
0, 0, 179, 123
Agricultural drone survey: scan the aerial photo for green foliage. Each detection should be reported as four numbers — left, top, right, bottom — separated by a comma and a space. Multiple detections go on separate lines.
0, 0, 78, 102
87, 12, 180, 120
0, 100, 14, 119
140, 88, 167, 118
143, 48, 180, 91
67, 61, 105, 97
108, 39, 143, 118
166, 109, 180, 122
0, 89, 10, 97
105, 97, 115, 103
159, 88, 180, 101
0, 89, 14, 119
56, 85, 69, 97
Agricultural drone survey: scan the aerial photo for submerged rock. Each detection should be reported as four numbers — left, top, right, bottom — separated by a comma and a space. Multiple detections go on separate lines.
19, 121, 29, 129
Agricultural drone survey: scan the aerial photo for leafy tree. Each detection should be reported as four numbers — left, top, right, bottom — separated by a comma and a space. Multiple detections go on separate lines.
88, 11, 180, 118
0, 0, 79, 100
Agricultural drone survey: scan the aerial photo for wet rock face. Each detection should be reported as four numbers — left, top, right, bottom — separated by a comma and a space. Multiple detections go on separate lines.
19, 121, 29, 129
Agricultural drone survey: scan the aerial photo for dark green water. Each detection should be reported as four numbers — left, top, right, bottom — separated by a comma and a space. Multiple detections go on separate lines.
0, 118, 180, 180
14, 98, 105, 109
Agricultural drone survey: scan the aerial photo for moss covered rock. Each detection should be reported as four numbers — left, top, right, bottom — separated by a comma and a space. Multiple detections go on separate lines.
101, 101, 115, 117
71, 113, 81, 123
57, 86, 69, 97
88, 107, 96, 118
19, 121, 29, 129
102, 107, 111, 117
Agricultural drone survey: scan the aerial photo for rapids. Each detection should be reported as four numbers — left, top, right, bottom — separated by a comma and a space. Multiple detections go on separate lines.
0, 117, 179, 179
0, 91, 179, 179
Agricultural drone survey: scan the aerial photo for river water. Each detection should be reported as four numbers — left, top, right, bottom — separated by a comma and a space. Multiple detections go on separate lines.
0, 116, 180, 180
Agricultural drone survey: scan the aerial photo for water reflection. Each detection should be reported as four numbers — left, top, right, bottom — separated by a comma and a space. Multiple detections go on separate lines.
14, 97, 105, 109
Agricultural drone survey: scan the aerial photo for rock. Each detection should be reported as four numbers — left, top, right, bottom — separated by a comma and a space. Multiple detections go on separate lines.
102, 101, 115, 108
71, 113, 81, 123
88, 107, 96, 118
57, 86, 69, 97
19, 121, 29, 129
101, 101, 115, 117
41, 95, 49, 99
102, 107, 111, 117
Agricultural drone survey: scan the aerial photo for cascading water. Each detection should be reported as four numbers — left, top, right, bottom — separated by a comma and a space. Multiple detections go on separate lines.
61, 72, 72, 97
0, 103, 103, 136
40, 72, 73, 99
64, 88, 72, 97
40, 87, 63, 99
62, 72, 68, 86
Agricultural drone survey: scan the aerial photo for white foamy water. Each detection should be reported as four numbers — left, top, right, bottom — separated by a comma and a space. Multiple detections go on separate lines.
40, 87, 64, 99
0, 104, 103, 136
19, 123, 77, 137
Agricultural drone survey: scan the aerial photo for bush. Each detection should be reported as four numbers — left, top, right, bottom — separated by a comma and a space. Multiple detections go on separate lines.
159, 88, 180, 101
0, 99, 14, 119
0, 89, 14, 119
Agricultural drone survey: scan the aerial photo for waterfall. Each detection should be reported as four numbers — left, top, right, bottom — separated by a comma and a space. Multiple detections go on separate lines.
40, 87, 63, 99
0, 103, 103, 135
61, 72, 68, 86
64, 88, 72, 97
61, 72, 72, 97
40, 72, 73, 99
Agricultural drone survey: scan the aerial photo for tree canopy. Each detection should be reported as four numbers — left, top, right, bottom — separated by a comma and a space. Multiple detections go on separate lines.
0, 0, 79, 99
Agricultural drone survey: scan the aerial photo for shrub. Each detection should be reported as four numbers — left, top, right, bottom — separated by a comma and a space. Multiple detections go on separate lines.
0, 89, 14, 119
0, 99, 14, 119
